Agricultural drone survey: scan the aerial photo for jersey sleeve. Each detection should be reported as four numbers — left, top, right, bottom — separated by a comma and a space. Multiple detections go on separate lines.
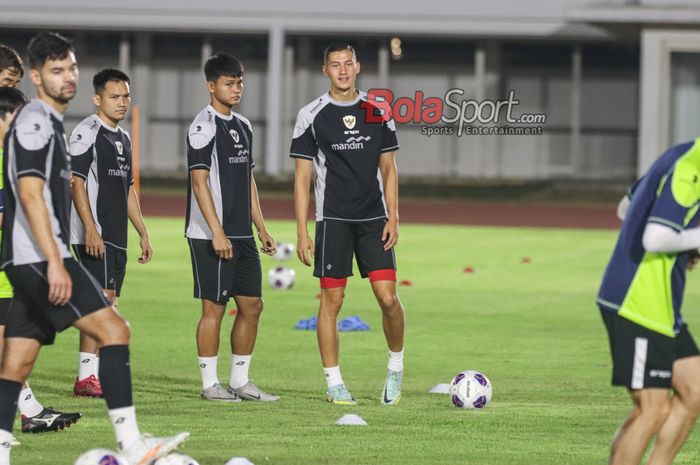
380, 118, 399, 153
187, 117, 215, 171
235, 113, 255, 170
648, 162, 700, 232
123, 131, 135, 186
289, 110, 317, 160
69, 123, 96, 180
13, 109, 53, 180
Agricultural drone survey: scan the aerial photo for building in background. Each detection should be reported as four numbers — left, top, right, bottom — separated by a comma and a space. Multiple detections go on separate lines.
0, 0, 696, 182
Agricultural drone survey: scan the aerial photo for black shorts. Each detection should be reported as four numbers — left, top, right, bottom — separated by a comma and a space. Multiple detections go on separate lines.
4, 259, 112, 345
600, 309, 700, 389
187, 237, 262, 303
72, 243, 127, 297
0, 298, 10, 326
314, 219, 396, 279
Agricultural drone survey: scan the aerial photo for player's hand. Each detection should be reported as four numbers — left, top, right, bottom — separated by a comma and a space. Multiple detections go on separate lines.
47, 260, 72, 306
297, 232, 314, 266
258, 229, 277, 256
688, 249, 700, 271
85, 228, 105, 259
213, 231, 233, 260
138, 235, 153, 264
382, 218, 399, 251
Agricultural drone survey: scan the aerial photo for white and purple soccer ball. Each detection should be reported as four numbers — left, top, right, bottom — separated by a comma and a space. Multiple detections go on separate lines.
273, 242, 295, 261
449, 370, 492, 409
74, 449, 127, 465
268, 266, 296, 290
154, 453, 200, 465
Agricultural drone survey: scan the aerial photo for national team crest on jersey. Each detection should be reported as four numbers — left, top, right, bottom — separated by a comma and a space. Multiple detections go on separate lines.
229, 129, 239, 143
115, 141, 123, 155
343, 115, 356, 129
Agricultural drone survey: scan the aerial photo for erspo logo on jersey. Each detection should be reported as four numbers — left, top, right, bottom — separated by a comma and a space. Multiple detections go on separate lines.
360, 88, 546, 137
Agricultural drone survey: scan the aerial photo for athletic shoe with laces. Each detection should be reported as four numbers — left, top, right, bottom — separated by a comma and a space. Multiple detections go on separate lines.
381, 369, 403, 405
229, 382, 280, 401
73, 375, 104, 398
10, 436, 19, 446
121, 432, 189, 465
325, 383, 357, 405
21, 406, 82, 433
200, 383, 240, 402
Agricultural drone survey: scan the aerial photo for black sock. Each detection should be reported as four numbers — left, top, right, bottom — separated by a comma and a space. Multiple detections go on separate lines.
0, 379, 21, 432
99, 345, 133, 410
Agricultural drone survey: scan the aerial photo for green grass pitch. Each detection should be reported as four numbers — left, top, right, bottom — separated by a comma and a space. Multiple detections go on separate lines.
11, 218, 700, 464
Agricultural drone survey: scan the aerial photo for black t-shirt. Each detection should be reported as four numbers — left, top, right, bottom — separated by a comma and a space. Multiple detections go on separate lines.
185, 105, 254, 239
1, 99, 73, 266
69, 114, 134, 250
290, 91, 399, 222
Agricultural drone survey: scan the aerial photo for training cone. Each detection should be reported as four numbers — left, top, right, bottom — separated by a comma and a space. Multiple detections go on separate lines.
521, 257, 532, 264
335, 414, 368, 426
399, 279, 413, 286
428, 383, 451, 394
225, 458, 255, 465
463, 267, 475, 273
229, 308, 238, 315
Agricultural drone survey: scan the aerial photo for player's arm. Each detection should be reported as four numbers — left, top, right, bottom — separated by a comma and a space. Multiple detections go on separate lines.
294, 158, 314, 266
250, 175, 276, 256
127, 185, 152, 264
19, 176, 71, 305
379, 151, 399, 251
190, 169, 232, 260
71, 176, 104, 258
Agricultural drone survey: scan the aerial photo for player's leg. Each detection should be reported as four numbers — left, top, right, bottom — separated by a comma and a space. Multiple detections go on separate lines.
356, 219, 405, 404
610, 388, 670, 465
647, 326, 700, 465
187, 238, 239, 401
227, 239, 278, 401
315, 221, 355, 404
600, 309, 675, 465
73, 244, 116, 398
0, 336, 41, 464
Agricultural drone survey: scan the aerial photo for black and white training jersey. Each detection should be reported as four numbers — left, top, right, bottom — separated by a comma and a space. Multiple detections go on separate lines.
185, 105, 254, 240
289, 91, 399, 222
1, 99, 73, 266
69, 114, 134, 250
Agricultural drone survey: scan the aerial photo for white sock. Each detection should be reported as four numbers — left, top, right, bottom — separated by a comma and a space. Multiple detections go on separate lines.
109, 405, 140, 451
323, 366, 344, 388
229, 354, 252, 389
388, 349, 404, 372
17, 386, 43, 418
198, 356, 219, 390
78, 352, 99, 380
0, 429, 12, 463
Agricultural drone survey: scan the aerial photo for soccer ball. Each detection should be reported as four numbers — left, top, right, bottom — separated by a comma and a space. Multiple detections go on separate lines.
74, 449, 127, 465
268, 266, 296, 290
449, 370, 492, 409
273, 242, 295, 261
154, 453, 200, 465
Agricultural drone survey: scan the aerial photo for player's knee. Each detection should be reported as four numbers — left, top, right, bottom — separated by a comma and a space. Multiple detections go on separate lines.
98, 317, 131, 346
241, 299, 264, 318
377, 293, 400, 313
639, 397, 671, 427
680, 384, 700, 415
321, 291, 345, 311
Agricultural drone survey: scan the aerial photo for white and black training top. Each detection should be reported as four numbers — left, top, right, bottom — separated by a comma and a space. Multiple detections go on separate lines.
289, 91, 399, 222
1, 99, 73, 266
185, 105, 255, 240
69, 114, 134, 250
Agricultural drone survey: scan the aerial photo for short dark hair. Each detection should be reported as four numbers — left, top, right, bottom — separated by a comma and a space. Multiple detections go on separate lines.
0, 44, 24, 77
204, 53, 244, 82
93, 68, 130, 94
27, 32, 74, 70
0, 87, 28, 120
323, 42, 357, 64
